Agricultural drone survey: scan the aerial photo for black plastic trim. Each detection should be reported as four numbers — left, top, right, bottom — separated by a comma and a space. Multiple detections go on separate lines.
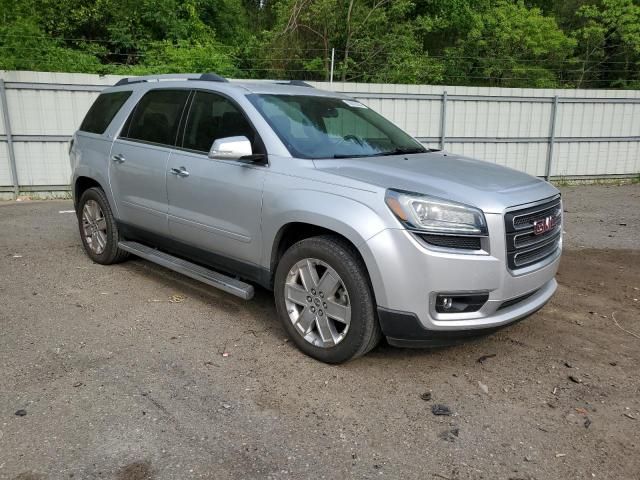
497, 289, 539, 311
435, 293, 489, 313
197, 73, 228, 83
118, 222, 272, 289
377, 306, 535, 348
418, 233, 482, 250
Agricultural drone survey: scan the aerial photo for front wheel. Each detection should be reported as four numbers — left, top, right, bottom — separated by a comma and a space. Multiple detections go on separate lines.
274, 235, 381, 363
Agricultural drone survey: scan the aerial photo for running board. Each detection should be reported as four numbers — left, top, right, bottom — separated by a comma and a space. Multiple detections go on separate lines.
118, 241, 254, 300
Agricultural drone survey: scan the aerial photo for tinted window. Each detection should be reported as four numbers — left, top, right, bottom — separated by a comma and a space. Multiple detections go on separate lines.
122, 89, 190, 146
79, 91, 132, 134
182, 91, 256, 153
247, 94, 425, 159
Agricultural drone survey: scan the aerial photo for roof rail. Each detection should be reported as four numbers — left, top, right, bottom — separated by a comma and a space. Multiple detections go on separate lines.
198, 72, 228, 83
285, 80, 313, 88
114, 72, 228, 87
238, 79, 314, 88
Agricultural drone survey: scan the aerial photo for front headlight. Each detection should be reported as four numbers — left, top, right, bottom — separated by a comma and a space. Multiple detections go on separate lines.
385, 189, 487, 235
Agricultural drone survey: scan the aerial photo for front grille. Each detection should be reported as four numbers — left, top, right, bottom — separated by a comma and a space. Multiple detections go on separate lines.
504, 196, 562, 270
417, 234, 481, 250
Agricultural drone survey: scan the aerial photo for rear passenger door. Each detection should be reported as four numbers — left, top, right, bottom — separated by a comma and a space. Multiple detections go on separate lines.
166, 90, 267, 266
109, 89, 190, 236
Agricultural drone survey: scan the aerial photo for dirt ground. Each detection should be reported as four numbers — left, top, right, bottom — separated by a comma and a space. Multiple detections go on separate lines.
0, 184, 639, 480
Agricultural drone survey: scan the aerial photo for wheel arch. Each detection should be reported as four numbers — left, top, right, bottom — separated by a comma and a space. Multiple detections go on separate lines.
268, 219, 385, 308
270, 222, 366, 273
74, 176, 104, 209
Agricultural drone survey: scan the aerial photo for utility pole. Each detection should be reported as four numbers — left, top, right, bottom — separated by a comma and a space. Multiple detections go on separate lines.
330, 48, 335, 86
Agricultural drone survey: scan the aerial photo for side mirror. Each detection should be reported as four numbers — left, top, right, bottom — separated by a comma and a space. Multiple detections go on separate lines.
208, 136, 253, 161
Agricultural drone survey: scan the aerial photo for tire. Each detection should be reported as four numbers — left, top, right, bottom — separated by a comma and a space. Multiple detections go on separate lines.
274, 235, 381, 363
77, 187, 129, 265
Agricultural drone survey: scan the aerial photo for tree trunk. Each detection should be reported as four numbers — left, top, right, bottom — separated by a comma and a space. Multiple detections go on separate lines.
341, 0, 355, 82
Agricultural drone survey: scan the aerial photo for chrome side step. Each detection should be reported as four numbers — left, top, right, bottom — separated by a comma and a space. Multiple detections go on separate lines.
118, 241, 254, 300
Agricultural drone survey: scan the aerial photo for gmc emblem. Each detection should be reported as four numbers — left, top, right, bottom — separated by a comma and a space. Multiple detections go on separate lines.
533, 216, 557, 235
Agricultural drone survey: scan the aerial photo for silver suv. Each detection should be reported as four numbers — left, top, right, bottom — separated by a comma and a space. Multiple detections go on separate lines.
70, 73, 562, 363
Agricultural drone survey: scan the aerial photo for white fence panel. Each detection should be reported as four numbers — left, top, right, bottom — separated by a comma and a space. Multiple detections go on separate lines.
447, 142, 548, 177
14, 142, 71, 186
446, 100, 551, 139
1, 70, 639, 195
0, 143, 12, 186
7, 88, 99, 136
553, 141, 640, 177
556, 101, 640, 138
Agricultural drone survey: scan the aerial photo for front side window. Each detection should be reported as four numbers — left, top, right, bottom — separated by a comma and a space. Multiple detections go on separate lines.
79, 91, 132, 134
121, 89, 190, 146
182, 91, 257, 153
247, 94, 426, 159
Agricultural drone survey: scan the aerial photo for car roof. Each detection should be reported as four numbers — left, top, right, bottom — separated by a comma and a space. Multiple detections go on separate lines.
228, 80, 347, 97
102, 73, 349, 99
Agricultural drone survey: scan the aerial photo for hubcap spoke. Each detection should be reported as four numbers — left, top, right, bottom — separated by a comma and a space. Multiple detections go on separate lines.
317, 270, 341, 297
296, 307, 316, 334
88, 201, 99, 221
315, 315, 335, 345
324, 298, 350, 325
286, 284, 309, 306
298, 259, 319, 291
95, 217, 107, 231
94, 230, 107, 253
82, 204, 94, 223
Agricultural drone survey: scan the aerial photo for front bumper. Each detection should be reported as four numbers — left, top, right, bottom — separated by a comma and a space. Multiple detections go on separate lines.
360, 212, 561, 344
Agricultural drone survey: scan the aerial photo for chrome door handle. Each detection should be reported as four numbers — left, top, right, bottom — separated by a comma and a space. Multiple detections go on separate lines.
112, 154, 125, 164
169, 167, 189, 178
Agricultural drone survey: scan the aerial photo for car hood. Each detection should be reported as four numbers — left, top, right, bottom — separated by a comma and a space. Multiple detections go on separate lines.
312, 152, 559, 213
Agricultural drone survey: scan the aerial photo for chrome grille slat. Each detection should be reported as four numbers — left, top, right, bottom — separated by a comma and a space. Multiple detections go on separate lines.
505, 197, 562, 270
512, 201, 562, 231
514, 226, 562, 249
513, 237, 560, 267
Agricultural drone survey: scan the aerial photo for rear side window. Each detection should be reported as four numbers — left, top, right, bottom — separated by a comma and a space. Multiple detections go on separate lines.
182, 91, 257, 153
79, 91, 132, 134
121, 89, 190, 146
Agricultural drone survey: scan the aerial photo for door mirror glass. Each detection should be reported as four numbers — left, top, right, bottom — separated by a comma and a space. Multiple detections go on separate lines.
208, 136, 253, 160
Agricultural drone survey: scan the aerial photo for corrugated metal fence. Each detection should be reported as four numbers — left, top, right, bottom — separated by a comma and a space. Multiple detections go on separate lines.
1, 71, 639, 197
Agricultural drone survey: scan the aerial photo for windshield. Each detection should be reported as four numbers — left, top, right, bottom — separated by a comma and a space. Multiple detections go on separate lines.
247, 94, 426, 159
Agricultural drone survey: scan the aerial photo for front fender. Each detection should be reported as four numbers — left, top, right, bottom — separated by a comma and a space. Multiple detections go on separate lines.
261, 185, 391, 303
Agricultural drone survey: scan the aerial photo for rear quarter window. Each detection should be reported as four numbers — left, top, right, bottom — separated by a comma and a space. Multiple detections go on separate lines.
120, 89, 190, 146
79, 91, 132, 134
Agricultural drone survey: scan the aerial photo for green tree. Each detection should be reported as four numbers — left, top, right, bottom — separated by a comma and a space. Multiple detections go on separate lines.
0, 19, 103, 72
441, 1, 576, 87
0, 0, 638, 88
572, 0, 640, 88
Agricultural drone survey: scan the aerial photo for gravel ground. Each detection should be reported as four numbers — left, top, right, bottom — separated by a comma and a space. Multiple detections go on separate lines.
560, 184, 640, 250
0, 184, 639, 480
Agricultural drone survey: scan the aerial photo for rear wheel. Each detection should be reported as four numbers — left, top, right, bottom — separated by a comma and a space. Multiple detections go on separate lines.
77, 187, 129, 264
274, 235, 381, 363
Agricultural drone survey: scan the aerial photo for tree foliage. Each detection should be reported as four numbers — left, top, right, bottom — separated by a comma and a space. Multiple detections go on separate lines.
0, 0, 638, 88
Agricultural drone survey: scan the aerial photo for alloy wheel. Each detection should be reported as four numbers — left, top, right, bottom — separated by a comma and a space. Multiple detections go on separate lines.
284, 258, 351, 348
82, 200, 108, 255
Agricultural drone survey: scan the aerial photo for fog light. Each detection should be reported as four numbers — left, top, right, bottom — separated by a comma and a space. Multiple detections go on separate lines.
442, 297, 453, 310
435, 293, 489, 314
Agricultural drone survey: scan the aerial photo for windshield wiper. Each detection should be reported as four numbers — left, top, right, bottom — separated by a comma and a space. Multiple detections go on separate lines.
379, 147, 427, 156
332, 153, 380, 159
332, 147, 427, 159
